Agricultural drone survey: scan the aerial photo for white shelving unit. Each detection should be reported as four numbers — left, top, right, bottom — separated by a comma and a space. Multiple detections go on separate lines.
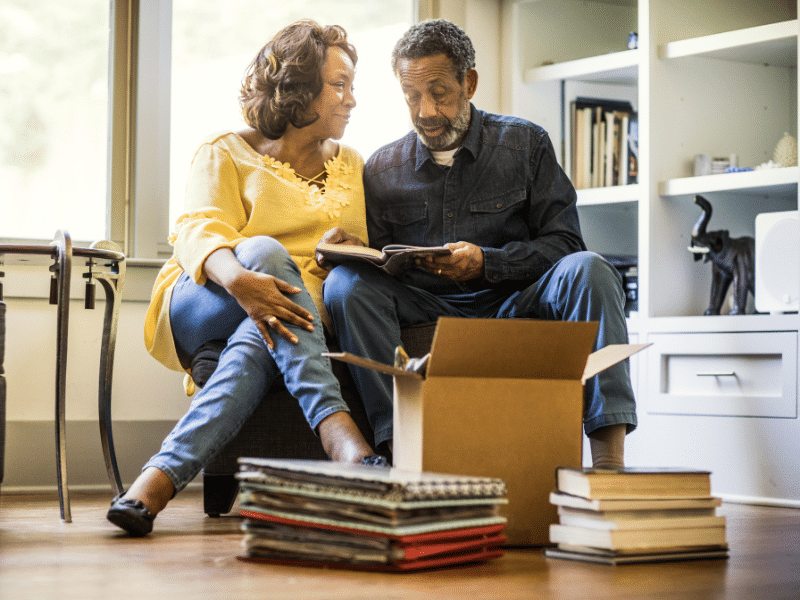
659, 167, 798, 198
523, 49, 640, 84
577, 184, 641, 206
502, 0, 799, 505
659, 19, 796, 64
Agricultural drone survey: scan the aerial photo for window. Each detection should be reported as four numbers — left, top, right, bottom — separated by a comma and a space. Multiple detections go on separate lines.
1, 0, 416, 256
0, 0, 110, 242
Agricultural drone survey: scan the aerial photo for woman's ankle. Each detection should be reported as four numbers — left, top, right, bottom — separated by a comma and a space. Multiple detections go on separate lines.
124, 467, 175, 514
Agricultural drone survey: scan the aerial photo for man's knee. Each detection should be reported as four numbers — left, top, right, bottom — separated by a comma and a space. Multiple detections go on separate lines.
323, 263, 389, 313
561, 251, 621, 289
323, 264, 362, 310
322, 265, 351, 310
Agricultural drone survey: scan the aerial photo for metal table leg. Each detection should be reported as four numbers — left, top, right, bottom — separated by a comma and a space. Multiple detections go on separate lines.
1, 235, 125, 520
52, 230, 72, 523
86, 240, 126, 495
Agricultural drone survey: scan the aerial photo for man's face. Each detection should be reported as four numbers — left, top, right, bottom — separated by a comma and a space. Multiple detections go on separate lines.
395, 53, 476, 151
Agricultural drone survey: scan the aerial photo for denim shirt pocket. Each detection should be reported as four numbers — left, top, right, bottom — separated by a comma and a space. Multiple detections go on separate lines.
382, 202, 428, 247
468, 188, 528, 247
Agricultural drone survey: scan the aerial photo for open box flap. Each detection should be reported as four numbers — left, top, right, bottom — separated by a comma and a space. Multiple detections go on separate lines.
581, 343, 652, 384
323, 352, 423, 379
425, 317, 599, 380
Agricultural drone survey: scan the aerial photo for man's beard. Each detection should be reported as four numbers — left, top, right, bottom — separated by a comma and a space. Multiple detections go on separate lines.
413, 94, 471, 151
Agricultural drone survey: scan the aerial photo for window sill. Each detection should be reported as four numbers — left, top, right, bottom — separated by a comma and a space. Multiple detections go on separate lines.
1, 258, 165, 303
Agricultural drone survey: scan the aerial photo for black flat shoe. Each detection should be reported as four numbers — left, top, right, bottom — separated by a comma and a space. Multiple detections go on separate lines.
107, 493, 156, 537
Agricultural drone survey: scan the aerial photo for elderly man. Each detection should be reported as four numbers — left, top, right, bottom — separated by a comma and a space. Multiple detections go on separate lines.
321, 19, 636, 468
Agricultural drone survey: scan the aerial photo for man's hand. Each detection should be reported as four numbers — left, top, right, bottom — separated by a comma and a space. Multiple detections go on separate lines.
419, 241, 484, 281
315, 227, 365, 270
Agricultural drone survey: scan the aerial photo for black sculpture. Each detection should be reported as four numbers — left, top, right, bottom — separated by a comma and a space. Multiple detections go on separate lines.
688, 195, 755, 315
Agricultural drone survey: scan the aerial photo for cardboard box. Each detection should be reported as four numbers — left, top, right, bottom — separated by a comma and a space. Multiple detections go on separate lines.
327, 317, 648, 546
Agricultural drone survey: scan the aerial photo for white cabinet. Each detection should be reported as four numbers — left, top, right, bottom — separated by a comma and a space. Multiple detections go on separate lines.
646, 331, 797, 418
503, 0, 800, 504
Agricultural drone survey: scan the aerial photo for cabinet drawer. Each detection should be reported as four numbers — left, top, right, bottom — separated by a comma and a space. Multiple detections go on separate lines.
646, 332, 797, 418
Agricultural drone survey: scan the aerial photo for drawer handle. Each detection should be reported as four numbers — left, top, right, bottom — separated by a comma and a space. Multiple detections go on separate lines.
696, 372, 736, 377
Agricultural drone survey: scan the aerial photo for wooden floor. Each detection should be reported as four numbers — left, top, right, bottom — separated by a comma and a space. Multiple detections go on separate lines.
1, 490, 798, 600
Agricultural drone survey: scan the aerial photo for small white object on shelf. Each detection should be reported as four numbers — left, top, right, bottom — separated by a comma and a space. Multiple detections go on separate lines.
773, 132, 798, 167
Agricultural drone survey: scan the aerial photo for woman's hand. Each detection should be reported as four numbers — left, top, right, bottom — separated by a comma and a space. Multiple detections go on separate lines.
204, 248, 314, 349
315, 226, 365, 270
225, 269, 315, 349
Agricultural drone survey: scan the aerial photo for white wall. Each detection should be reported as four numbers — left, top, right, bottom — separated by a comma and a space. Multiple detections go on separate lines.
436, 0, 502, 113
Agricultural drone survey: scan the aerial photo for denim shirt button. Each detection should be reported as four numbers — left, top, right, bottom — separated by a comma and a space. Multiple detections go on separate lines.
496, 202, 503, 209
446, 211, 454, 218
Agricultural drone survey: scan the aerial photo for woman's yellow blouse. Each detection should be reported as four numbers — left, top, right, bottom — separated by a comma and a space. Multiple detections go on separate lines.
144, 132, 367, 373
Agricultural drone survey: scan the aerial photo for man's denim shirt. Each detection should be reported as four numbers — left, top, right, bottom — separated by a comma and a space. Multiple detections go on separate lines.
363, 104, 586, 296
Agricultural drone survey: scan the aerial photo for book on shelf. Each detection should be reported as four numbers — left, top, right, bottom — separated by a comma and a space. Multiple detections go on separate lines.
546, 467, 727, 565
569, 97, 636, 190
315, 242, 451, 276
555, 467, 713, 499
235, 458, 508, 572
626, 111, 638, 184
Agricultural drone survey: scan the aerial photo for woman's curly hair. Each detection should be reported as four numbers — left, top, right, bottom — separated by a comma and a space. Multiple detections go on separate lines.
240, 20, 357, 140
391, 19, 475, 83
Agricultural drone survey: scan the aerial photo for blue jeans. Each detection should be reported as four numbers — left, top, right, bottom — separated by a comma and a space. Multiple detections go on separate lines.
145, 236, 348, 493
323, 251, 637, 445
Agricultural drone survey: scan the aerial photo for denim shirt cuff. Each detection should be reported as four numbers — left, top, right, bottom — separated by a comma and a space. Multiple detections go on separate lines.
482, 247, 506, 284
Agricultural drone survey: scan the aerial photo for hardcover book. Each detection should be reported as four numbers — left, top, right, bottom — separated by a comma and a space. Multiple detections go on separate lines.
555, 467, 712, 499
315, 242, 451, 276
543, 545, 728, 565
548, 523, 726, 552
549, 491, 723, 513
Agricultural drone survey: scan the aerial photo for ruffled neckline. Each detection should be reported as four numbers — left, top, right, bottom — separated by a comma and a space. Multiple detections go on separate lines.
261, 152, 354, 219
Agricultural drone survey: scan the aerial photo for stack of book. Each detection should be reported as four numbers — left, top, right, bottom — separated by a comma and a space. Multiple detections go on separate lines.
570, 97, 638, 190
545, 467, 728, 565
235, 458, 508, 572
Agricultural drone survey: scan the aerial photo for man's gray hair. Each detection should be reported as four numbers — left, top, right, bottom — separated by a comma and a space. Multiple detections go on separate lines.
391, 19, 476, 82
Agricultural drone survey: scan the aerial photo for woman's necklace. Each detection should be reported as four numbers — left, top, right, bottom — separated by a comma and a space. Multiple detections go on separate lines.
294, 169, 327, 188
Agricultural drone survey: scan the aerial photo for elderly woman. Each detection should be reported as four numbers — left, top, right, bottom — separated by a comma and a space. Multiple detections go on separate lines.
107, 20, 377, 537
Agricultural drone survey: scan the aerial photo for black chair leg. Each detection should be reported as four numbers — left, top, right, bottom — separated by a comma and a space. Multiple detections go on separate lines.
203, 474, 239, 517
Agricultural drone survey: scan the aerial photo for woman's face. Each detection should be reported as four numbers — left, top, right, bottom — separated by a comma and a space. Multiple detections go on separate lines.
306, 45, 356, 141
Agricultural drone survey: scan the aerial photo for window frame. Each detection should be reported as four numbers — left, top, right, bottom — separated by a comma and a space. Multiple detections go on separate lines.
109, 0, 172, 261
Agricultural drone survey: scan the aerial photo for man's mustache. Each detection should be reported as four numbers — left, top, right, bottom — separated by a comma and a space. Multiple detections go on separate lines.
415, 117, 450, 128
